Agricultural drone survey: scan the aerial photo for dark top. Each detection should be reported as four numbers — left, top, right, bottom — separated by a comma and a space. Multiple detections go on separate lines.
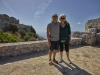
60, 23, 71, 44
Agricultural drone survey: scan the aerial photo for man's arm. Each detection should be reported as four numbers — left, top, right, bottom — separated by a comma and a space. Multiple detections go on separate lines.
47, 29, 51, 46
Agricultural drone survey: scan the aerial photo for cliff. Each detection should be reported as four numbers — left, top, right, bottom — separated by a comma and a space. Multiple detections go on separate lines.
0, 14, 36, 33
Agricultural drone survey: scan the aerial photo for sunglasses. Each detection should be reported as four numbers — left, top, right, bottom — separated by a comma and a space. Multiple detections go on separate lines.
60, 18, 65, 19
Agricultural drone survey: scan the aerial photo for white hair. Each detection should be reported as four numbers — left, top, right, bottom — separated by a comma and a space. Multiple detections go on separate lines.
59, 14, 66, 20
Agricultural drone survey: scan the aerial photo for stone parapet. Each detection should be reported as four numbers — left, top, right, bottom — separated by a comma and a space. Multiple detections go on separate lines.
0, 38, 82, 57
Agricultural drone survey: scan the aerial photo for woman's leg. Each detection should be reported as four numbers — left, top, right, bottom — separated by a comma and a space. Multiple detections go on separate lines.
59, 43, 63, 63
60, 43, 63, 59
65, 44, 71, 64
65, 44, 69, 58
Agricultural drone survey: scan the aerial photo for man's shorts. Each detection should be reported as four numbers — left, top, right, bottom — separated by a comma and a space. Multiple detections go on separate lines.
50, 41, 59, 51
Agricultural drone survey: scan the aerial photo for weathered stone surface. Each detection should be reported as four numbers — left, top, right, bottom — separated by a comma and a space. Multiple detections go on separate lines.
0, 46, 100, 75
81, 32, 96, 45
72, 31, 84, 38
21, 48, 31, 54
87, 28, 97, 33
71, 38, 82, 45
96, 33, 100, 45
85, 18, 100, 32
0, 39, 86, 57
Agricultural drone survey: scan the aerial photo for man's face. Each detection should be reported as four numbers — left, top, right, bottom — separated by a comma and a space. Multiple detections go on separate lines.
52, 16, 58, 22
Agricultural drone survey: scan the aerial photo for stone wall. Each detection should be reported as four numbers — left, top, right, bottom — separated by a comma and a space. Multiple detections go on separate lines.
0, 39, 82, 57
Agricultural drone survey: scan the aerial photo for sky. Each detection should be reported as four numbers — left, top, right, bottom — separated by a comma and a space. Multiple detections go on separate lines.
0, 0, 100, 38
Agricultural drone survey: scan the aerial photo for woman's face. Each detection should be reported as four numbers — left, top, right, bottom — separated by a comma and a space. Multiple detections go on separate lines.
60, 16, 65, 22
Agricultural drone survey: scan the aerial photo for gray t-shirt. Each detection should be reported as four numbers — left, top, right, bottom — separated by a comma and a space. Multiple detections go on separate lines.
47, 22, 60, 41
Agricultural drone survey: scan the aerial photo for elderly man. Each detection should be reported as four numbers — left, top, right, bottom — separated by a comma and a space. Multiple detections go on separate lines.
47, 13, 60, 65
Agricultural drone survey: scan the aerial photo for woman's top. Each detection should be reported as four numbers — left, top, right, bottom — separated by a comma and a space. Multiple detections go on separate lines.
60, 23, 71, 44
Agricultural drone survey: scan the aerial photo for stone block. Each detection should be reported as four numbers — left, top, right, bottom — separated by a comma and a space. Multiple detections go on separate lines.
21, 48, 31, 54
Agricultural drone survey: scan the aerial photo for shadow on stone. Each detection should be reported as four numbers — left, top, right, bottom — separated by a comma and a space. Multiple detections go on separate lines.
0, 50, 48, 65
69, 45, 85, 50
53, 61, 91, 75
91, 45, 100, 48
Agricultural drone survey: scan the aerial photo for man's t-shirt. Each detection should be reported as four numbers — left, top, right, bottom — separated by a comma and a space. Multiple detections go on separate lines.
47, 22, 60, 41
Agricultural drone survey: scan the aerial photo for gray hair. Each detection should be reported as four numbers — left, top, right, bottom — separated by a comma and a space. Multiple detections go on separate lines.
59, 14, 66, 20
51, 13, 58, 22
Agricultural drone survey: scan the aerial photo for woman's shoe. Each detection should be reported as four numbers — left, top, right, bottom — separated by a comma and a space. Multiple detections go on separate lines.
67, 58, 72, 64
59, 58, 63, 63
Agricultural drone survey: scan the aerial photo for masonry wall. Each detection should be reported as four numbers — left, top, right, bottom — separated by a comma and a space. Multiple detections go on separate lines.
0, 38, 82, 57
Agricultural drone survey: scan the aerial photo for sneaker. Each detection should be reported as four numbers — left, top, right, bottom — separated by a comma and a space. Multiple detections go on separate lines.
59, 58, 63, 63
67, 58, 71, 64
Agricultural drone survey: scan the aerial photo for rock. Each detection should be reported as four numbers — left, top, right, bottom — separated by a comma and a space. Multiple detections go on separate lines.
81, 32, 96, 45
85, 18, 100, 32
87, 28, 97, 33
72, 31, 84, 38
96, 33, 100, 45
21, 48, 31, 54
71, 38, 82, 45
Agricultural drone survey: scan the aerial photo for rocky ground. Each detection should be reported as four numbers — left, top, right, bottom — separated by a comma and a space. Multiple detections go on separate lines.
0, 45, 100, 75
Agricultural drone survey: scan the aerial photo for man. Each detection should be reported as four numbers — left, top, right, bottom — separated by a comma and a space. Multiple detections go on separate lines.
47, 13, 60, 65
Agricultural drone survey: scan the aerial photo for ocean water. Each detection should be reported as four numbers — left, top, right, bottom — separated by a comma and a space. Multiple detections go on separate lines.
37, 32, 47, 39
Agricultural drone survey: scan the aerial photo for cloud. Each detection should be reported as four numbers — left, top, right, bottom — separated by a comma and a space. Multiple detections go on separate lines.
77, 22, 81, 24
33, 0, 52, 21
1, 0, 15, 15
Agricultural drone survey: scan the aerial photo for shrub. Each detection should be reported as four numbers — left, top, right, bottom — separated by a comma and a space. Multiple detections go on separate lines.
23, 34, 31, 41
9, 23, 18, 33
28, 37, 37, 41
0, 30, 18, 43
18, 29, 26, 38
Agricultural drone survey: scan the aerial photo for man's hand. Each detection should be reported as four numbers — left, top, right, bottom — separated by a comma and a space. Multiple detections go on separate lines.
48, 40, 51, 46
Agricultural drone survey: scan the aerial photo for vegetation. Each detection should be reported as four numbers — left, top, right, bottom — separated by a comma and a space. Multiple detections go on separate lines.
0, 30, 18, 43
9, 23, 18, 33
18, 29, 26, 38
0, 23, 37, 43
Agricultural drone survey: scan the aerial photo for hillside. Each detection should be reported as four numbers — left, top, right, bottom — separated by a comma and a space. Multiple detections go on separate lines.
0, 14, 44, 43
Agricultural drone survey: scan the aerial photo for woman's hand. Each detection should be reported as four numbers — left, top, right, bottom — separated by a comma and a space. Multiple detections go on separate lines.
68, 39, 71, 44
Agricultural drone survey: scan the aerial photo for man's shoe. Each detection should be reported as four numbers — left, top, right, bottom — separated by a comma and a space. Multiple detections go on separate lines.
53, 59, 58, 64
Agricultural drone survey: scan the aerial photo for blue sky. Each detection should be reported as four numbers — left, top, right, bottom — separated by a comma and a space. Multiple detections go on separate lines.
0, 0, 100, 38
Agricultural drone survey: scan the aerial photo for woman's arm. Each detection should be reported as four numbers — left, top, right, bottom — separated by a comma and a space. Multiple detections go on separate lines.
68, 23, 71, 44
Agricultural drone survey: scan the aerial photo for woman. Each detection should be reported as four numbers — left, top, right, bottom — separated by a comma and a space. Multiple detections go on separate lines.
59, 14, 71, 64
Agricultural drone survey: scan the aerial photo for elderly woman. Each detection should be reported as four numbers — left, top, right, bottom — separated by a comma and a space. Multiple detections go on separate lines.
59, 14, 71, 64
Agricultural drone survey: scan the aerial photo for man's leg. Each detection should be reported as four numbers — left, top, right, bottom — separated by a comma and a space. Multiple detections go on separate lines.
49, 50, 53, 61
53, 50, 57, 60
49, 41, 54, 65
53, 41, 59, 64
